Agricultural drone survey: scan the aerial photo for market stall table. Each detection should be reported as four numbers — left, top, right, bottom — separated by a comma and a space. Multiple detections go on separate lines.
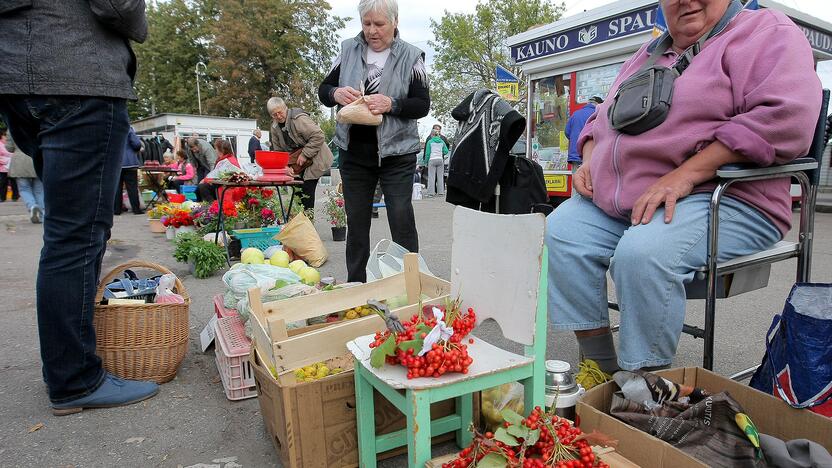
140, 166, 178, 208
208, 178, 304, 264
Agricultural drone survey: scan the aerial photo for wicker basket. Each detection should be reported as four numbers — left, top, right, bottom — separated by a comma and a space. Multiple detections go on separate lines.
93, 261, 190, 383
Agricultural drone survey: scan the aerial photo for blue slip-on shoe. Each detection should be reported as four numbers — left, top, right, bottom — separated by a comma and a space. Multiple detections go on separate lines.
51, 373, 160, 416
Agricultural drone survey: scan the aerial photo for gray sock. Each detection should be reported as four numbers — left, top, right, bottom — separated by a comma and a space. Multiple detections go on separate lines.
642, 364, 671, 372
577, 332, 620, 374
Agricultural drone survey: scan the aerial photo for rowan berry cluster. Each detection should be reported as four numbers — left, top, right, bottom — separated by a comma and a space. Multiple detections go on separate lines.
443, 406, 611, 468
368, 303, 476, 379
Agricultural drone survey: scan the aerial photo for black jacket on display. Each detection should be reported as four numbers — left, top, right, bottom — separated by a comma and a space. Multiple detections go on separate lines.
446, 89, 526, 211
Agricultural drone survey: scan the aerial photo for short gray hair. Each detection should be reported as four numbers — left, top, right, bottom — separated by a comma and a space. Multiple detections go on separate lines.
358, 0, 398, 23
266, 97, 287, 113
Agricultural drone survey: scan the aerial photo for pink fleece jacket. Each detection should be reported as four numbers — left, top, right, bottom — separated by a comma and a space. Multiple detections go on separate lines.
578, 8, 822, 237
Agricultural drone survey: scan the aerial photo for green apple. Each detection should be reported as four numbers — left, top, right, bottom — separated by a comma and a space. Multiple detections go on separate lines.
241, 247, 265, 264
289, 259, 307, 274
269, 250, 291, 268
299, 266, 321, 285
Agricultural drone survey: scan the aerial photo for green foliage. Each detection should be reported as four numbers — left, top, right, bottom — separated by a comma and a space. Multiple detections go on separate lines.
370, 335, 396, 368
129, 0, 345, 128
429, 0, 565, 123
188, 240, 227, 279
172, 232, 203, 263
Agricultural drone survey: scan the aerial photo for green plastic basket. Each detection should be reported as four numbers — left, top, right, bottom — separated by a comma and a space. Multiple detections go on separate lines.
231, 227, 281, 250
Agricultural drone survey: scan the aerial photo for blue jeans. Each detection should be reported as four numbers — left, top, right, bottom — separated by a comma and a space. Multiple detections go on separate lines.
16, 177, 45, 214
546, 193, 780, 370
0, 96, 128, 402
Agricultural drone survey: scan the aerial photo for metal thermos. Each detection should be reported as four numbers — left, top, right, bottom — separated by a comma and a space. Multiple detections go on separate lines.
544, 360, 585, 421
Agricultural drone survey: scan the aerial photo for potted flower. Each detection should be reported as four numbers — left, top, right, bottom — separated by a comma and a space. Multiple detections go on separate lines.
147, 204, 172, 234
322, 190, 347, 241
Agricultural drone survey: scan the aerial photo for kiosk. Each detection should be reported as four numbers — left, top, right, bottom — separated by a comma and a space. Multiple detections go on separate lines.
506, 0, 832, 201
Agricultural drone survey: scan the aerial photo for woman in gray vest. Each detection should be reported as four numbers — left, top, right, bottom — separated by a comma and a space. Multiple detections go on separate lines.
319, 0, 430, 283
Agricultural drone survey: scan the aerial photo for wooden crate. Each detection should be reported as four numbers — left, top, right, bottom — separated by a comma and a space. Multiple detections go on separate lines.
251, 348, 470, 468
247, 256, 450, 380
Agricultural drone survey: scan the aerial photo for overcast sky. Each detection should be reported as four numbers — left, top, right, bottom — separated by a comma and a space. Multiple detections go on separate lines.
326, 0, 832, 133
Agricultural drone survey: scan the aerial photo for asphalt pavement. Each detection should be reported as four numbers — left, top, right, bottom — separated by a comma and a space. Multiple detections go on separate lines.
1, 191, 831, 468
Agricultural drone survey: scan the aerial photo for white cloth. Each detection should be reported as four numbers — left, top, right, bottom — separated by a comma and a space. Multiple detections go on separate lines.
428, 141, 445, 161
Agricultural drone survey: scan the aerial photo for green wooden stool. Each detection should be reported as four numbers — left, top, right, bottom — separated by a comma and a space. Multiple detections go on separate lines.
348, 207, 548, 467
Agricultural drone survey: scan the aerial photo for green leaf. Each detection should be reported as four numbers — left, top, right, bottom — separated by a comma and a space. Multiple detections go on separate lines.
477, 453, 508, 468
398, 339, 424, 354
507, 424, 530, 439
525, 428, 541, 446
501, 408, 524, 426
415, 323, 433, 336
494, 427, 519, 446
370, 335, 396, 368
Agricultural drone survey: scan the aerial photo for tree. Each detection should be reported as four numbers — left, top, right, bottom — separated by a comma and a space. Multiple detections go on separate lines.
429, 0, 564, 124
129, 0, 215, 120
206, 0, 345, 128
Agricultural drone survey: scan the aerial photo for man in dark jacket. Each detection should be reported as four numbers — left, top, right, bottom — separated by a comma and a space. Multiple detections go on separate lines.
248, 129, 263, 163
114, 127, 144, 215
0, 0, 159, 415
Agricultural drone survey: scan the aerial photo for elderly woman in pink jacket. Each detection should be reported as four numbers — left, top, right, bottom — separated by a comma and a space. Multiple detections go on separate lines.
546, 0, 822, 387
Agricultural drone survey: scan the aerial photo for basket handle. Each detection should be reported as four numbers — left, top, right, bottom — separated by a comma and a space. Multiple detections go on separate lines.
96, 260, 190, 303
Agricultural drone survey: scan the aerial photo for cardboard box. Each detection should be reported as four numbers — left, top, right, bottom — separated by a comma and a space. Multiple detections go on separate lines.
251, 348, 477, 468
577, 367, 832, 467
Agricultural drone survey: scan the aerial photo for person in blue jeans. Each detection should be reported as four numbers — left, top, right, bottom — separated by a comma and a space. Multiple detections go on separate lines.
0, 0, 159, 415
5, 133, 44, 223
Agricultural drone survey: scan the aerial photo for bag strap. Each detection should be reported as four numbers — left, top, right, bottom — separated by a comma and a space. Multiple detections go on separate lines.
764, 313, 832, 409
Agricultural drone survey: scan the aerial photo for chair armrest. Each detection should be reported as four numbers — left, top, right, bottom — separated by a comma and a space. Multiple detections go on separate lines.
716, 158, 817, 179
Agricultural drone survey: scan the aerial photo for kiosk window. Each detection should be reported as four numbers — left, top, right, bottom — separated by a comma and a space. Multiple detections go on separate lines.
575, 63, 622, 104
530, 74, 570, 171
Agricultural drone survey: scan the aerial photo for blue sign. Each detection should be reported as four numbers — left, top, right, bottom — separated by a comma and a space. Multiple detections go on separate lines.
496, 65, 520, 83
511, 5, 658, 63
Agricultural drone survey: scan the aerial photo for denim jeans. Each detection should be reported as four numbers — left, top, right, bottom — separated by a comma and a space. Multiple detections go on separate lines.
16, 177, 45, 213
340, 143, 419, 282
546, 193, 780, 370
0, 96, 128, 402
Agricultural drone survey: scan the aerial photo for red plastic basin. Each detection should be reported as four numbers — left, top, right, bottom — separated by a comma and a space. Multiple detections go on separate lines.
255, 150, 289, 169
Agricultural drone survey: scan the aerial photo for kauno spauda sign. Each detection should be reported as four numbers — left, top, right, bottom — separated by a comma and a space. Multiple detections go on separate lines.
511, 5, 658, 64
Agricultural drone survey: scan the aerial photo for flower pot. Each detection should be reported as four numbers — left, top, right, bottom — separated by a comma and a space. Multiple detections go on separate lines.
176, 225, 195, 237
148, 218, 165, 234
331, 226, 346, 242
165, 226, 176, 240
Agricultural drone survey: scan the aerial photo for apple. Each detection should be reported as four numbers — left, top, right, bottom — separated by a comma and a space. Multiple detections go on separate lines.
241, 247, 265, 264
289, 259, 307, 274
299, 266, 320, 285
269, 250, 291, 268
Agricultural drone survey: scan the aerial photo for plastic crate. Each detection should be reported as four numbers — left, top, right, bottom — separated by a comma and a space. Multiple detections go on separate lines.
231, 227, 281, 250
181, 185, 197, 193
214, 316, 257, 401
183, 192, 197, 201
214, 294, 238, 319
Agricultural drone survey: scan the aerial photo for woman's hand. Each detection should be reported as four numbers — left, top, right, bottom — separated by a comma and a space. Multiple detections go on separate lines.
631, 168, 695, 225
573, 138, 595, 197
573, 164, 593, 198
364, 94, 392, 115
334, 86, 361, 106
297, 154, 308, 167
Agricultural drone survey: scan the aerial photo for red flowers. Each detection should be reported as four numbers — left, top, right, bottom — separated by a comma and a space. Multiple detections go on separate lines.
161, 209, 194, 228
261, 189, 275, 198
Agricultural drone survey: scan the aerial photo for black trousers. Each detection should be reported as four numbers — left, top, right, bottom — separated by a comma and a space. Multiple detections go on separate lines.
0, 172, 19, 200
340, 144, 418, 283
113, 167, 141, 214
294, 178, 319, 212
196, 182, 215, 202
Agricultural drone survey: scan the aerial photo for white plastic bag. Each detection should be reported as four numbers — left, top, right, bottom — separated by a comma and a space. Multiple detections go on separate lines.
222, 264, 301, 309
365, 239, 433, 282
412, 183, 423, 201
206, 159, 245, 180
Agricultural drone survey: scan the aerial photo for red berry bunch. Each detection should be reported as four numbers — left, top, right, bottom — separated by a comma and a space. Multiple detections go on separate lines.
368, 302, 476, 379
442, 406, 612, 468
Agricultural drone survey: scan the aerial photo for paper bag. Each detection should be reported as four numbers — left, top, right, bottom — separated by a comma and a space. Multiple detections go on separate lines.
336, 97, 383, 126
275, 212, 328, 267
